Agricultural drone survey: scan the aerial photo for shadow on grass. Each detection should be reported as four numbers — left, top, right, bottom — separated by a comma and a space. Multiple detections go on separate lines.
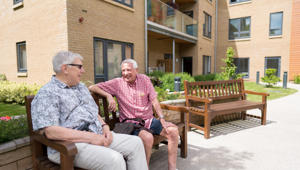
150, 144, 253, 170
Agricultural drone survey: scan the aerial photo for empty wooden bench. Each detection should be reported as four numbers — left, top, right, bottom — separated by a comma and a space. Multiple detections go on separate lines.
184, 79, 269, 139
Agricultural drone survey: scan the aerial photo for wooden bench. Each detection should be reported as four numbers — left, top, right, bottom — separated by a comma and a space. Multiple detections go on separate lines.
91, 92, 188, 158
184, 79, 269, 139
25, 94, 188, 169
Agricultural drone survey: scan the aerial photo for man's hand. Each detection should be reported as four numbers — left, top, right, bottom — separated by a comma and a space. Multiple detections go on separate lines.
160, 118, 169, 134
107, 95, 117, 112
89, 133, 107, 146
102, 125, 113, 146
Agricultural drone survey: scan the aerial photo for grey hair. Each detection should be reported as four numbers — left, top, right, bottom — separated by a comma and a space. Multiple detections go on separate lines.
121, 59, 138, 69
52, 51, 83, 73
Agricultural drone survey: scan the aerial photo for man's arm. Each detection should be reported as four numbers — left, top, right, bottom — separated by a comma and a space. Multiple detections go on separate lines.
89, 85, 117, 112
152, 98, 169, 134
44, 126, 109, 146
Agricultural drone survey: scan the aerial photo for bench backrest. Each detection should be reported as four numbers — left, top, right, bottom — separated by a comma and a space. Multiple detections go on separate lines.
184, 79, 245, 103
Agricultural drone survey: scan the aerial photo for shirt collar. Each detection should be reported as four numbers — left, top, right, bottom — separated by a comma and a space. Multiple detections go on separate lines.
51, 76, 76, 89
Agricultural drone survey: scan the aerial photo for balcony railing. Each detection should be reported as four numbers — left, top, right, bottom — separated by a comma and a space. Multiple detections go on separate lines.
147, 0, 198, 37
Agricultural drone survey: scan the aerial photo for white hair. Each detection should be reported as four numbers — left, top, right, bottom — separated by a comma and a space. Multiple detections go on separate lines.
121, 59, 138, 69
52, 51, 83, 73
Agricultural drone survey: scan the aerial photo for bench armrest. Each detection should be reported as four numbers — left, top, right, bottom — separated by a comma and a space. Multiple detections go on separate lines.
243, 90, 270, 96
186, 95, 213, 103
160, 104, 188, 124
32, 132, 78, 156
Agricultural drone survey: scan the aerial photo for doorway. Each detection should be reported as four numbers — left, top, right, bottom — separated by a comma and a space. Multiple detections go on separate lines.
182, 57, 193, 76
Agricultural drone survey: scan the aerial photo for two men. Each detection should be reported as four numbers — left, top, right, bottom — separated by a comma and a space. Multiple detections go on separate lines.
31, 51, 147, 170
89, 59, 179, 170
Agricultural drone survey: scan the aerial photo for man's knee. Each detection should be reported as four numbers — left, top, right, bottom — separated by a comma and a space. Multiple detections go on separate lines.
139, 130, 154, 146
103, 152, 126, 169
167, 127, 179, 140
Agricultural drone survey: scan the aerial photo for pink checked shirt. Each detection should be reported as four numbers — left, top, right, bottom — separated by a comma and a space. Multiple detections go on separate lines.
97, 74, 157, 128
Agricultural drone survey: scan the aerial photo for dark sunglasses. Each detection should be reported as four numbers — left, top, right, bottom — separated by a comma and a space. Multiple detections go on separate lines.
67, 64, 83, 69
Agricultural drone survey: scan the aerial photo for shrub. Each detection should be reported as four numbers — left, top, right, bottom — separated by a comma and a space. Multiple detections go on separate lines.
147, 70, 165, 78
294, 75, 300, 84
220, 47, 237, 80
261, 68, 280, 87
155, 86, 181, 102
147, 71, 165, 87
0, 81, 41, 104
159, 72, 194, 91
194, 74, 216, 81
0, 74, 7, 81
0, 116, 28, 144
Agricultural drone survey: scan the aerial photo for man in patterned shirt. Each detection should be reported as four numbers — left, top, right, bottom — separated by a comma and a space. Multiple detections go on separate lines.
89, 59, 179, 170
31, 51, 147, 170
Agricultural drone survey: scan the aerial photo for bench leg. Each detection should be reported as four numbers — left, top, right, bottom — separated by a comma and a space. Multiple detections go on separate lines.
241, 111, 246, 120
261, 105, 267, 125
180, 128, 187, 158
204, 114, 211, 139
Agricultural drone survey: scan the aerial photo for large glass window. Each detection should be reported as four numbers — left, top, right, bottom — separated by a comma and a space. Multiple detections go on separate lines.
203, 12, 212, 38
229, 17, 251, 40
233, 58, 249, 78
16, 42, 27, 73
94, 38, 133, 83
230, 0, 250, 4
203, 55, 211, 75
265, 57, 281, 77
269, 12, 283, 36
113, 0, 133, 8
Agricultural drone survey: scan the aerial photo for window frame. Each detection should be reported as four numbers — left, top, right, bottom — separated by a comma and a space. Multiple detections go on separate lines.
113, 0, 133, 8
264, 56, 281, 77
93, 37, 134, 83
13, 0, 23, 5
229, 16, 251, 40
203, 12, 212, 38
269, 11, 283, 36
233, 58, 249, 78
203, 55, 211, 75
229, 0, 250, 4
16, 41, 27, 73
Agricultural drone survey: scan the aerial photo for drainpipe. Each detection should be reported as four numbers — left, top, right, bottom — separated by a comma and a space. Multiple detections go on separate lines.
145, 0, 148, 74
214, 0, 218, 73
173, 39, 175, 74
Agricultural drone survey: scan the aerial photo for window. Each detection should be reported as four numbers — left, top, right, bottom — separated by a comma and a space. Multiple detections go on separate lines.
94, 38, 133, 83
233, 58, 249, 78
203, 55, 211, 75
229, 17, 251, 40
269, 12, 283, 36
113, 0, 133, 8
16, 42, 27, 73
230, 0, 250, 4
265, 57, 281, 77
14, 0, 23, 4
203, 12, 212, 38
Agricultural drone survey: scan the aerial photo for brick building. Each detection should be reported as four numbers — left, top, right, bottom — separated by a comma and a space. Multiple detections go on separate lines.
0, 0, 299, 85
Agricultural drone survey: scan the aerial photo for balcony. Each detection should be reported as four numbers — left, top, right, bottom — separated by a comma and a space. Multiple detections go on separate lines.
147, 0, 198, 43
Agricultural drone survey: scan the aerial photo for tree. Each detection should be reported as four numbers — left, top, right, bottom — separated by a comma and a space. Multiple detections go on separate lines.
219, 47, 237, 80
261, 68, 280, 87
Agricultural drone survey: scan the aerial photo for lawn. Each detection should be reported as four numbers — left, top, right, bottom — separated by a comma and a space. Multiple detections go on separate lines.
0, 102, 26, 117
244, 81, 298, 102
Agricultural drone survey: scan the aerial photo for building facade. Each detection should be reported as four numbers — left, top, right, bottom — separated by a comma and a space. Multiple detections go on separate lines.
0, 0, 299, 85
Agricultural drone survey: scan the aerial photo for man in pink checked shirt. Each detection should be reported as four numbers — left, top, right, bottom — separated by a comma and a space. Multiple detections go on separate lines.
89, 59, 179, 170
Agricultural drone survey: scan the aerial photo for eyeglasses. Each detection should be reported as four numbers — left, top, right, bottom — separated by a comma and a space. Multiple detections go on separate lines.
67, 64, 83, 69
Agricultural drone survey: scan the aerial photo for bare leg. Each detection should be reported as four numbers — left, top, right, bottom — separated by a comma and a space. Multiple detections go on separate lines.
161, 125, 179, 170
139, 130, 154, 166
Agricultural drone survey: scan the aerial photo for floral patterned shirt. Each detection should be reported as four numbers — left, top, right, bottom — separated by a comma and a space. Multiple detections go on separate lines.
31, 76, 103, 155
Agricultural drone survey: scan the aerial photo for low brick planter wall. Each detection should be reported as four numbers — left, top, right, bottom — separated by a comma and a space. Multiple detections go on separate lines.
0, 136, 32, 170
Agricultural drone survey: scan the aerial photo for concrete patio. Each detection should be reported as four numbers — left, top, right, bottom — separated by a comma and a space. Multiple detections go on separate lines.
150, 83, 300, 170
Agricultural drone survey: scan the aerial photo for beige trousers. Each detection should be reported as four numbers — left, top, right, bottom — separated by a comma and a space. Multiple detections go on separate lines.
48, 132, 147, 170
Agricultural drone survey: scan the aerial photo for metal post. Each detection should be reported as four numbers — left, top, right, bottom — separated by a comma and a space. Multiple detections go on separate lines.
174, 77, 181, 92
256, 71, 260, 84
283, 71, 288, 89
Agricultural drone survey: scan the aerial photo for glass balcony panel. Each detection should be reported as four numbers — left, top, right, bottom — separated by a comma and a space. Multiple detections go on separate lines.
147, 0, 197, 37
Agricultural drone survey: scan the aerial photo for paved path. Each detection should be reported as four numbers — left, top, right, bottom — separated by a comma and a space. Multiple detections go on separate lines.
150, 83, 300, 170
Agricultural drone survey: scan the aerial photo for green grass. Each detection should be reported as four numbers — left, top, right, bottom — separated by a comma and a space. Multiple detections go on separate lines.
0, 102, 26, 117
244, 81, 298, 102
